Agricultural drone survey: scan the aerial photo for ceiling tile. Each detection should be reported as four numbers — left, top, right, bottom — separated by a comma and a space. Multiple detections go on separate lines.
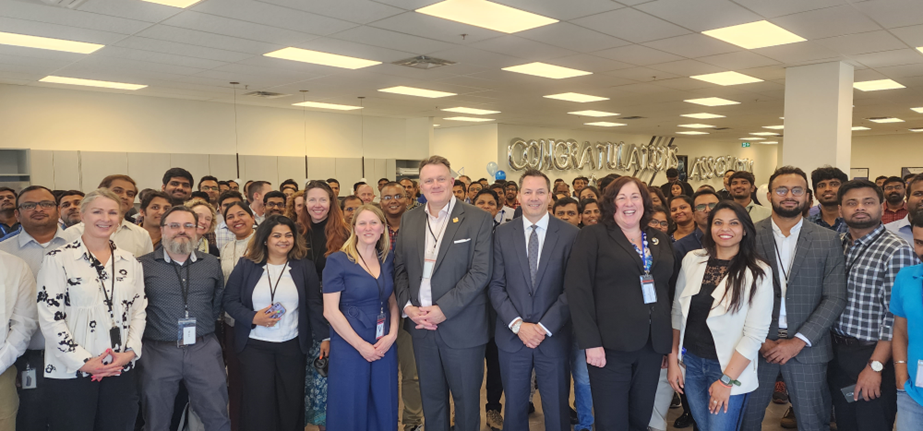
770, 5, 881, 40
96, 46, 229, 70
0, 16, 127, 45
0, 0, 153, 35
135, 24, 283, 55
76, 0, 182, 23
696, 51, 780, 69
62, 55, 208, 77
193, 0, 357, 36
890, 24, 923, 46
730, 0, 845, 19
815, 30, 908, 56
753, 41, 841, 65
853, 0, 923, 29
468, 35, 575, 61
643, 33, 741, 58
571, 8, 691, 44
875, 63, 923, 79
852, 48, 923, 68
426, 46, 521, 68
647, 59, 725, 76
517, 22, 631, 53
161, 11, 319, 45
635, 0, 762, 32
115, 36, 254, 62
329, 26, 453, 55
551, 53, 635, 72
287, 37, 417, 63
491, 0, 624, 21
594, 44, 684, 66
368, 12, 502, 44
257, 0, 405, 24
603, 67, 680, 82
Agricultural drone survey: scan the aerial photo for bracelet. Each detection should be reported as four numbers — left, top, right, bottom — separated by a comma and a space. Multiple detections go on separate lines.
895, 360, 908, 365
719, 380, 733, 388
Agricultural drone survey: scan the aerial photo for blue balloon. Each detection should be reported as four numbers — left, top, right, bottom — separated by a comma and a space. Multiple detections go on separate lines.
486, 161, 499, 177
495, 170, 506, 181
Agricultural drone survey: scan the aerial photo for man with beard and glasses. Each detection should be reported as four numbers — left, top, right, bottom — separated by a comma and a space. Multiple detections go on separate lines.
729, 171, 772, 222
741, 166, 848, 431
138, 206, 230, 431
882, 176, 909, 225
808, 166, 849, 234
505, 181, 520, 210
886, 173, 923, 245
262, 191, 286, 217
57, 190, 84, 230
829, 180, 917, 431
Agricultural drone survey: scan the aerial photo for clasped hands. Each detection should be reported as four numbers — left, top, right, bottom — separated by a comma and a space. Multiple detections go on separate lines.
517, 321, 546, 349
79, 348, 136, 381
405, 305, 446, 330
760, 337, 806, 365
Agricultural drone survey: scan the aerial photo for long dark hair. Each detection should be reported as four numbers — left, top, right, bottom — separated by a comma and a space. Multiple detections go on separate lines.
700, 200, 767, 313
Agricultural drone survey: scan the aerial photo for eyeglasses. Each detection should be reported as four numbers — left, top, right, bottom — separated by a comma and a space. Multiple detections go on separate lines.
649, 220, 669, 228
381, 194, 404, 202
884, 185, 904, 192
201, 186, 219, 191
164, 223, 196, 230
265, 202, 285, 208
773, 187, 806, 197
694, 202, 718, 212
18, 201, 56, 211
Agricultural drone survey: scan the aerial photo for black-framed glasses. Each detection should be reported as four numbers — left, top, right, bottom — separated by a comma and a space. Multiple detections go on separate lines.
649, 220, 669, 228
694, 202, 718, 212
18, 201, 56, 211
381, 194, 404, 202
265, 202, 285, 208
773, 187, 806, 197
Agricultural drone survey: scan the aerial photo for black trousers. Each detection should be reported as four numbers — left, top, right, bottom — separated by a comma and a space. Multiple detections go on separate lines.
45, 368, 140, 431
586, 338, 662, 431
828, 341, 897, 431
14, 350, 47, 431
237, 338, 306, 431
485, 338, 504, 412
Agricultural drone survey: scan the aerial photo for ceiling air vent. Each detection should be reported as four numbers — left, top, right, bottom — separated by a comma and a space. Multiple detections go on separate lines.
619, 116, 645, 120
713, 127, 731, 131
39, 0, 88, 8
244, 91, 290, 99
393, 55, 456, 70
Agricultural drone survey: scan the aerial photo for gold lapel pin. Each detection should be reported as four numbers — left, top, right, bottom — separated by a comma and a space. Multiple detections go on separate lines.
452, 217, 459, 223
651, 237, 659, 245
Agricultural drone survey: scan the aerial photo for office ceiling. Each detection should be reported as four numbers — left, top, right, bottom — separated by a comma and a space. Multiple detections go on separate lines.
3, 0, 923, 142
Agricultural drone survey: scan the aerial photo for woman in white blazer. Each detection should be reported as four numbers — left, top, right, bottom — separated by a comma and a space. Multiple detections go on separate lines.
667, 200, 773, 431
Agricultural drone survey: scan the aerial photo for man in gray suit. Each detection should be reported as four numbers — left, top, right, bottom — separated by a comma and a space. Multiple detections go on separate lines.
488, 169, 578, 431
394, 155, 494, 431
741, 166, 847, 431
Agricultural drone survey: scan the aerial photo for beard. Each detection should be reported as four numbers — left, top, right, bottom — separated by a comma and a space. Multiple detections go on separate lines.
887, 192, 904, 204
845, 216, 879, 230
771, 200, 806, 218
163, 235, 196, 256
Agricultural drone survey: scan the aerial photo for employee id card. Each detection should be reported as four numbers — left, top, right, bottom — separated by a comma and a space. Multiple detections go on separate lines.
376, 311, 386, 340
20, 363, 36, 390
640, 274, 657, 304
917, 360, 923, 388
422, 250, 436, 280
177, 317, 197, 347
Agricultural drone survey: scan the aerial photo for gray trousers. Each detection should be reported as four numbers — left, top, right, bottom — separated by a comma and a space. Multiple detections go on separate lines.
412, 332, 485, 431
741, 355, 831, 431
140, 334, 230, 431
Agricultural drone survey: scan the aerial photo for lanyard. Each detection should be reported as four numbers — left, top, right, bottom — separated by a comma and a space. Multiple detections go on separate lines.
173, 261, 192, 318
630, 231, 652, 274
357, 252, 386, 313
425, 200, 453, 254
772, 230, 800, 285
96, 245, 118, 326
845, 229, 885, 277
265, 261, 289, 303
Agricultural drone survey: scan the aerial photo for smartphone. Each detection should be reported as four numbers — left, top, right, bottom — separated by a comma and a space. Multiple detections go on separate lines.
266, 302, 286, 320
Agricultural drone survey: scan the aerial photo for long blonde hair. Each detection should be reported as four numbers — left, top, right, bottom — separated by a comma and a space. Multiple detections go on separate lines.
340, 205, 390, 263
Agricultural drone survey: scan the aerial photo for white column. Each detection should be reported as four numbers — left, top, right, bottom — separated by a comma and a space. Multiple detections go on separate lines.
781, 61, 854, 172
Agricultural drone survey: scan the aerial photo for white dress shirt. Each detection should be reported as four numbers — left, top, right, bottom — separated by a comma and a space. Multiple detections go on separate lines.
0, 251, 38, 374
62, 220, 154, 258
404, 197, 456, 312
495, 205, 515, 225
509, 213, 552, 336
770, 218, 812, 347
249, 263, 299, 343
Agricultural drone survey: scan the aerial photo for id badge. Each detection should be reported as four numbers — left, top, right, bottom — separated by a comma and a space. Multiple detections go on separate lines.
21, 367, 36, 390
640, 274, 657, 304
916, 360, 923, 388
376, 312, 386, 340
177, 317, 197, 347
423, 250, 436, 280
109, 326, 122, 351
267, 302, 286, 320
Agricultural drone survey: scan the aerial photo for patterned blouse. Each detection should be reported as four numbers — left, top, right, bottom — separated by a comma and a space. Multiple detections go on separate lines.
36, 238, 147, 379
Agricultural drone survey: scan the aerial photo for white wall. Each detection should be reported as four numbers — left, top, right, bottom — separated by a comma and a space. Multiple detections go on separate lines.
852, 134, 923, 179
433, 123, 499, 181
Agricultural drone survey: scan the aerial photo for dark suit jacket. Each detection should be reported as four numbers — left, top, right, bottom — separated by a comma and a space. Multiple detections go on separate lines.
488, 216, 578, 357
223, 257, 329, 354
754, 218, 846, 363
394, 199, 494, 349
566, 223, 675, 354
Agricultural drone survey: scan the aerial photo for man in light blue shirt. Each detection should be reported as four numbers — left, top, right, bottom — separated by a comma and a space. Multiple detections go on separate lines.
886, 174, 923, 245
891, 213, 923, 430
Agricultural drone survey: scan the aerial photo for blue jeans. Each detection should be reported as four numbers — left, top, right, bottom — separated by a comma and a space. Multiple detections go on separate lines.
898, 390, 923, 431
683, 352, 748, 431
572, 340, 594, 430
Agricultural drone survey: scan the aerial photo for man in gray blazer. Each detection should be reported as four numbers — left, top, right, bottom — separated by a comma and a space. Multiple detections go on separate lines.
394, 156, 494, 431
741, 166, 847, 431
488, 169, 578, 431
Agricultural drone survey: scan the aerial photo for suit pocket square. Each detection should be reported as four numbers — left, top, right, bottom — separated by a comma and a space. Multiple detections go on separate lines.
453, 238, 471, 244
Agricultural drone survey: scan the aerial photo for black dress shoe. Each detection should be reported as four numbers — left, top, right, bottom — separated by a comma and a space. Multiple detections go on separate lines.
528, 402, 535, 414
569, 406, 578, 424
674, 412, 696, 429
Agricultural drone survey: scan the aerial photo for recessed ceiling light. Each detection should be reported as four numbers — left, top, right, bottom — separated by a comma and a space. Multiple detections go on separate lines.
852, 126, 871, 131
868, 117, 904, 123
681, 113, 726, 119
585, 122, 626, 127
443, 116, 494, 122
502, 62, 591, 79
918, 47, 923, 55
379, 86, 456, 98
684, 97, 740, 106
441, 107, 500, 115
702, 20, 805, 49
264, 47, 381, 69
0, 31, 104, 54
763, 125, 784, 130
678, 124, 715, 128
433, 124, 440, 127
567, 110, 618, 117
416, 0, 557, 34
760, 141, 779, 144
911, 107, 923, 113
39, 75, 146, 90
292, 101, 363, 111
740, 137, 764, 140
750, 132, 779, 136
909, 128, 923, 132
853, 79, 905, 92
779, 116, 785, 119
690, 71, 763, 86
676, 131, 709, 135
141, 0, 203, 8
544, 92, 609, 103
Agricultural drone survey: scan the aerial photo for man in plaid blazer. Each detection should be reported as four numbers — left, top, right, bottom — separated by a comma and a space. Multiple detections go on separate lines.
741, 167, 847, 431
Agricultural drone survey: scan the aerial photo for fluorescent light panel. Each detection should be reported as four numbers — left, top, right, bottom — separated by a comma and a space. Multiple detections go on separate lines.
684, 97, 740, 106
853, 79, 905, 92
585, 122, 626, 127
702, 20, 805, 49
264, 47, 380, 69
378, 86, 456, 98
292, 101, 363, 111
567, 110, 618, 117
678, 124, 715, 128
741, 137, 764, 140
416, 0, 558, 34
911, 107, 923, 113
750, 132, 779, 136
763, 125, 784, 129
544, 92, 609, 103
39, 75, 146, 90
681, 113, 725, 119
141, 0, 202, 7
910, 128, 923, 132
760, 141, 778, 144
868, 117, 904, 123
690, 71, 763, 86
441, 107, 500, 115
502, 62, 591, 79
852, 126, 871, 131
676, 131, 709, 135
0, 31, 103, 54
443, 116, 494, 122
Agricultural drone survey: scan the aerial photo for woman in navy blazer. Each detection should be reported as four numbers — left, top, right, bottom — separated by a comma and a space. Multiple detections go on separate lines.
223, 215, 329, 431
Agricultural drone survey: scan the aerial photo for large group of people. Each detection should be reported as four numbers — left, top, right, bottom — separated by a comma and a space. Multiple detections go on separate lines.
0, 158, 921, 431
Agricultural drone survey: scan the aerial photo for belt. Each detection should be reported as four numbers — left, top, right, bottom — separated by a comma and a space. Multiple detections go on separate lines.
146, 335, 209, 347
831, 332, 877, 347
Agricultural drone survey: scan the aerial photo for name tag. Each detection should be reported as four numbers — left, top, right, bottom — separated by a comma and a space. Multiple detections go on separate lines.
177, 317, 197, 347
917, 360, 923, 388
21, 368, 36, 390
423, 250, 436, 279
376, 312, 386, 340
640, 274, 657, 304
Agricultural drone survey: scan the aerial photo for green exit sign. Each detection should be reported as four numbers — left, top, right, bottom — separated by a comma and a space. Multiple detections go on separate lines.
741, 142, 751, 147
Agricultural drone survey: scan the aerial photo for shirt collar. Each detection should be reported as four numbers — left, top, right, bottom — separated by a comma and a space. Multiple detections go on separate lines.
771, 217, 803, 238
162, 247, 198, 264
424, 196, 456, 219
70, 237, 131, 263
847, 223, 887, 245
522, 212, 550, 231
18, 226, 67, 248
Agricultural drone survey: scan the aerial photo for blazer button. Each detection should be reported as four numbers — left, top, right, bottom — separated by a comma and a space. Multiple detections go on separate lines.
775, 293, 781, 298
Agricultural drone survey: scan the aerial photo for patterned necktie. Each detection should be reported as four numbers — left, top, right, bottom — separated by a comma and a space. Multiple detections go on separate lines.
528, 224, 539, 290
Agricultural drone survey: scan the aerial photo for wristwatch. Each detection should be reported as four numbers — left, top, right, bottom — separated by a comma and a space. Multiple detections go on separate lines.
720, 374, 741, 387
869, 360, 884, 372
511, 320, 523, 335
